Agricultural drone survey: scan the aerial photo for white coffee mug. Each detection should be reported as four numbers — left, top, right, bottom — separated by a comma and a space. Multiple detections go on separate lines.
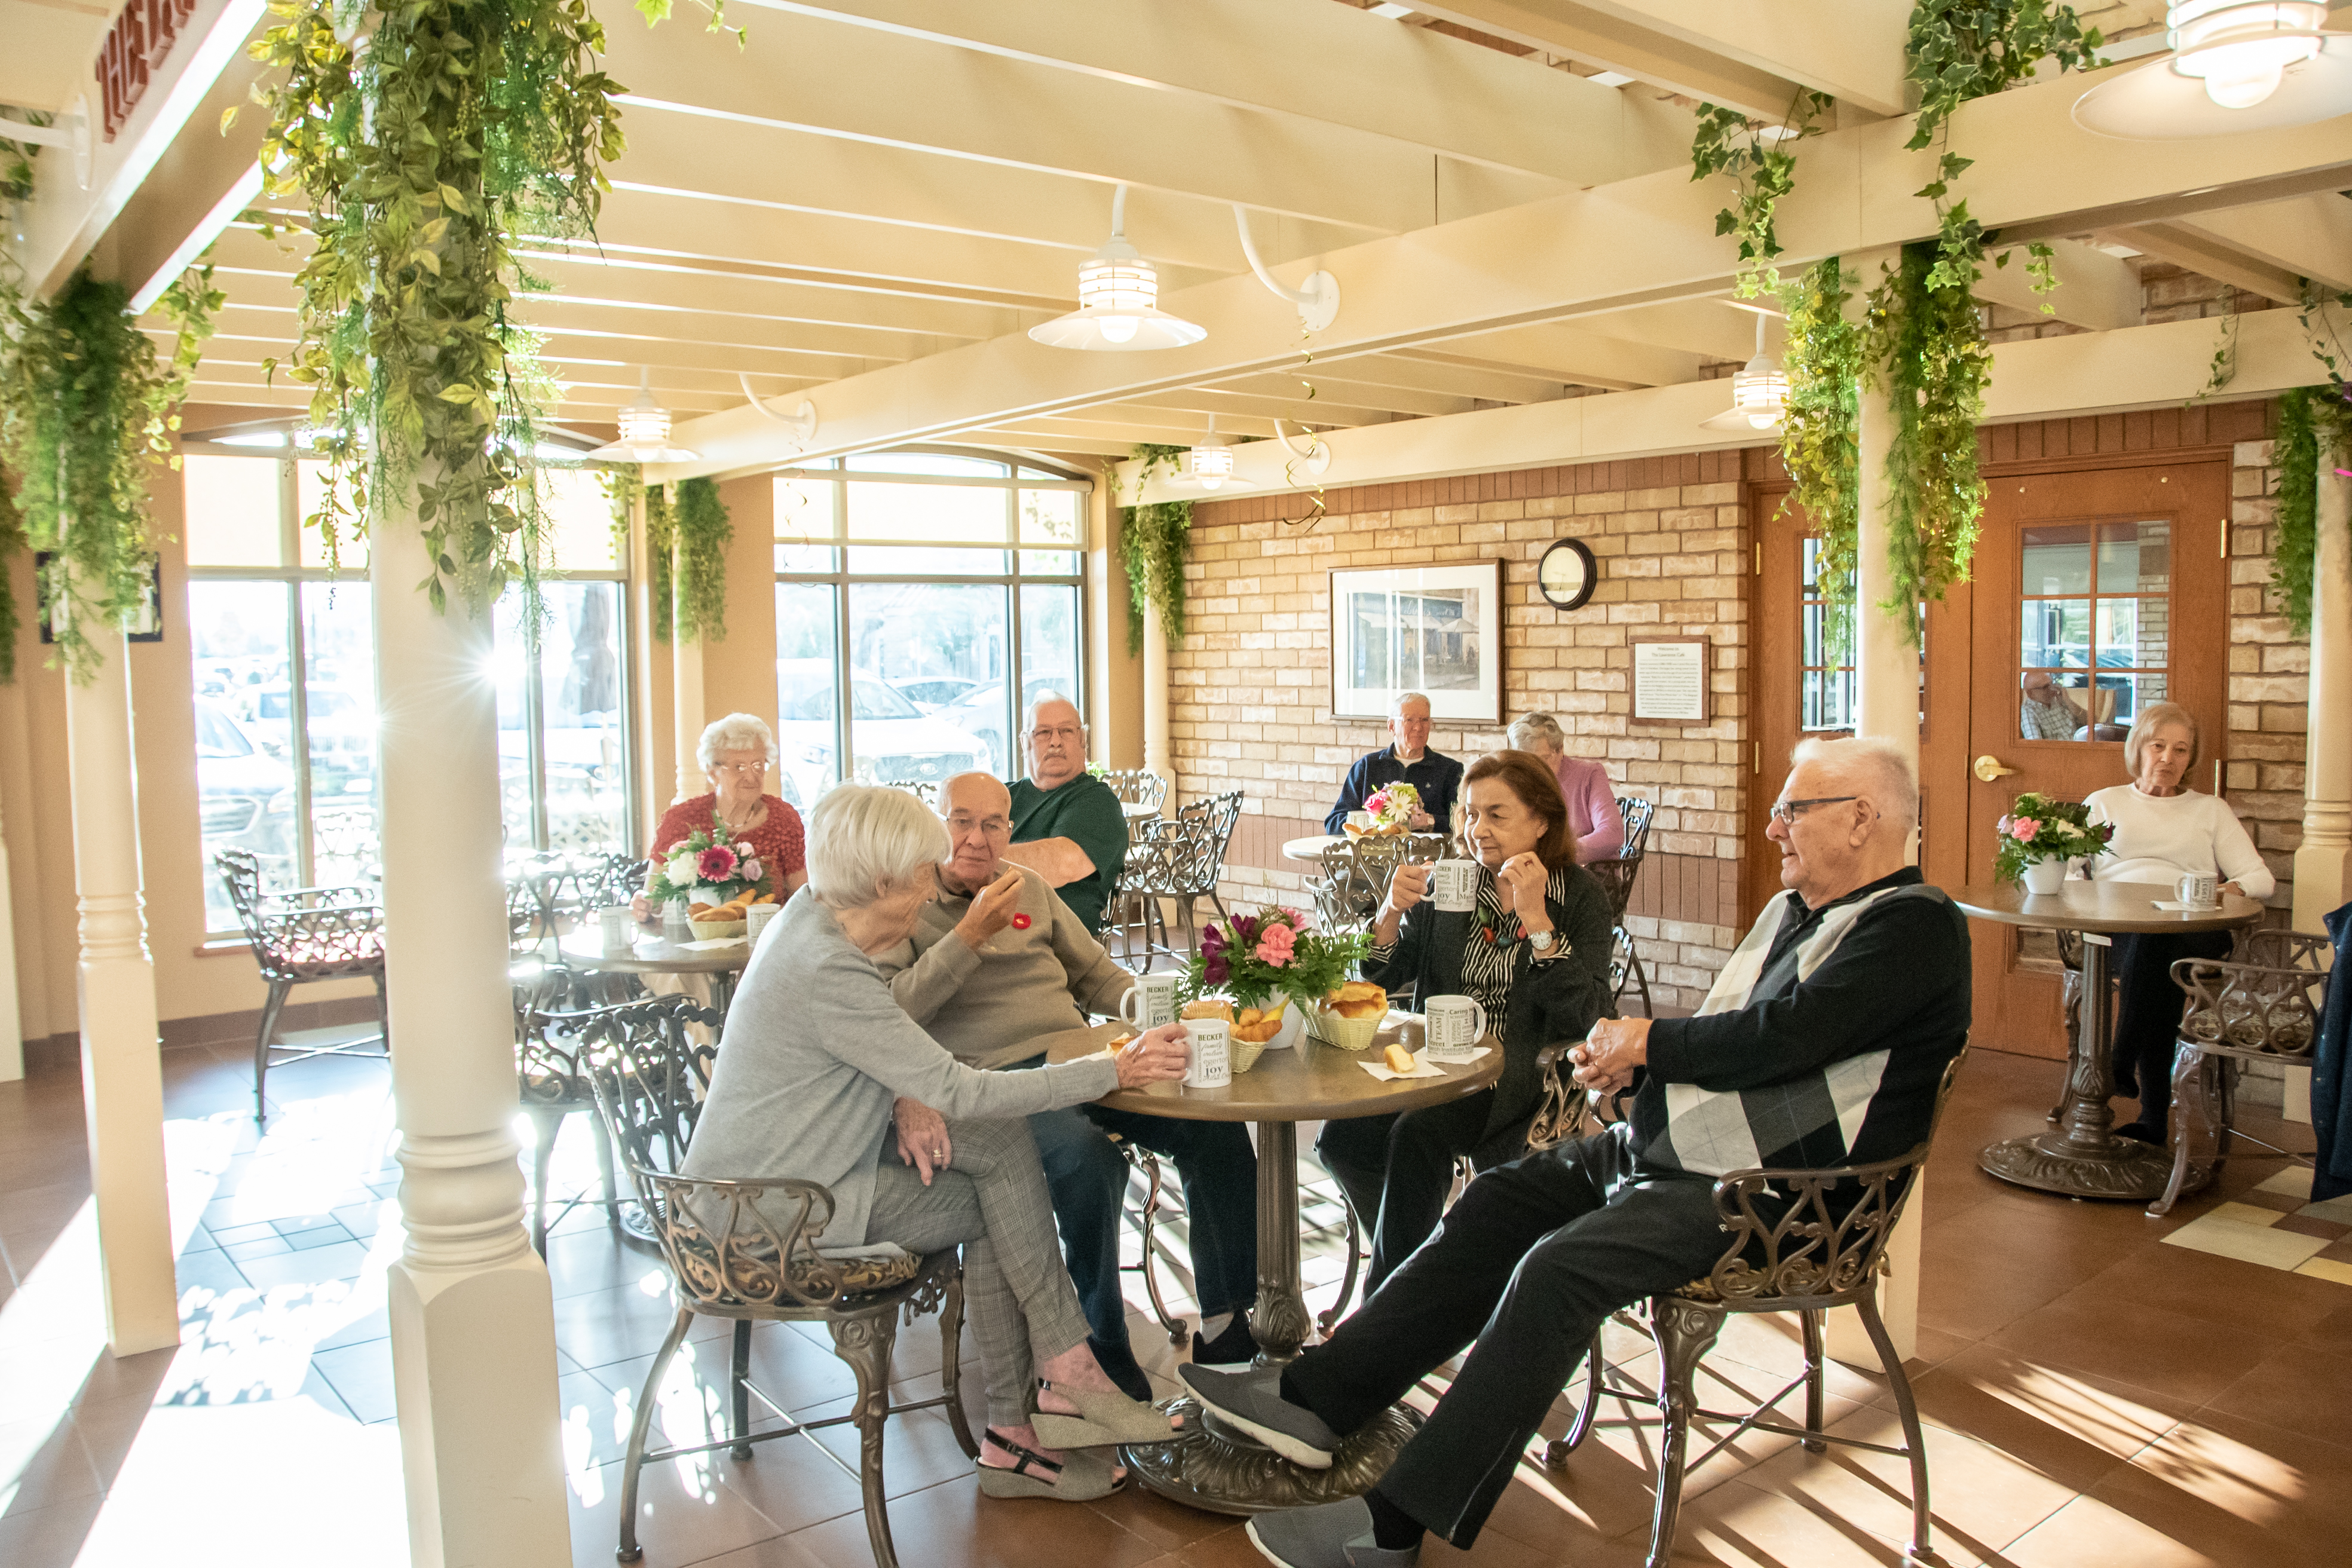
662, 898, 690, 936
1121, 972, 1182, 1030
599, 905, 633, 954
2178, 872, 2219, 909
1423, 995, 1489, 1061
746, 902, 782, 943
1183, 1019, 1232, 1089
1346, 810, 1374, 832
1428, 859, 1480, 913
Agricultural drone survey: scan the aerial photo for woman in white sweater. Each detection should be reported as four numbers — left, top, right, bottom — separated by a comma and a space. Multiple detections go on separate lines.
2082, 702, 2274, 1142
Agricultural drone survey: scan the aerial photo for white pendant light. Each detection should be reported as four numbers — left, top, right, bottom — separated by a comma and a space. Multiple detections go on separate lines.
2074, 2, 2352, 138
1028, 185, 1208, 352
1181, 414, 1252, 491
1702, 313, 1788, 433
587, 370, 700, 464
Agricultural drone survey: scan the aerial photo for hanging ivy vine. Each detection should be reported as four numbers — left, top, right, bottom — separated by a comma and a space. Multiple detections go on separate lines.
1690, 89, 1833, 299
1777, 258, 1863, 661
643, 479, 675, 642
2273, 380, 2352, 639
0, 267, 222, 681
243, 0, 693, 618
1118, 443, 1192, 654
601, 463, 641, 572
670, 475, 731, 643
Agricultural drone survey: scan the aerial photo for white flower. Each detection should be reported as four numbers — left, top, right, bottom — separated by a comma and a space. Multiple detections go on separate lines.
666, 852, 700, 887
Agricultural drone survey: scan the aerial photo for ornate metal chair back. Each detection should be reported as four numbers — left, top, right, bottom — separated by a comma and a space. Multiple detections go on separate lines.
213, 848, 385, 981
1173, 788, 1245, 894
1618, 795, 1656, 860
2172, 929, 2333, 1062
1101, 768, 1168, 811
881, 779, 941, 808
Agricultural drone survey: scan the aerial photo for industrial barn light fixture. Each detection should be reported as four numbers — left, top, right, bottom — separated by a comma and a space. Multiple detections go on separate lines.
1028, 185, 1208, 351
2074, 2, 2352, 137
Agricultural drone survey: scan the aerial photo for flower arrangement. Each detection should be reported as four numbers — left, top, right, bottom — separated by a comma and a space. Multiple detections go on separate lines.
1994, 792, 2114, 885
1186, 908, 1370, 1012
647, 828, 769, 909
1358, 781, 1422, 834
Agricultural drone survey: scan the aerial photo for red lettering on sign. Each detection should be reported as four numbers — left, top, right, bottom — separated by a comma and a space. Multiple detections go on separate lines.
97, 0, 191, 142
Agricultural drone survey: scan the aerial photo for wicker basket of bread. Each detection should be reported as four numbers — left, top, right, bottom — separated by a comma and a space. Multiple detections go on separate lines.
1180, 997, 1294, 1073
687, 890, 775, 941
1310, 981, 1389, 1051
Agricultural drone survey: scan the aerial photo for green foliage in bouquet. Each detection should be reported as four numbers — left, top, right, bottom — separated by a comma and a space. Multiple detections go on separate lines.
1186, 908, 1369, 1012
1993, 791, 2114, 884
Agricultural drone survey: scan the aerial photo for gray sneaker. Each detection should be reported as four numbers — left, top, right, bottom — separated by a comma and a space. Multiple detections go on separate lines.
1178, 1362, 1339, 1469
1245, 1497, 1420, 1567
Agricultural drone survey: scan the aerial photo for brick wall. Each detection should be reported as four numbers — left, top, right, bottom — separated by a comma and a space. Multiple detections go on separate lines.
1170, 453, 1755, 1012
2223, 433, 2305, 912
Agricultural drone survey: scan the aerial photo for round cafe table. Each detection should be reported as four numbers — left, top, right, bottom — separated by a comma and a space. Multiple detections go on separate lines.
1951, 880, 2261, 1202
1050, 1015, 1502, 1515
556, 926, 754, 1015
1281, 834, 1343, 863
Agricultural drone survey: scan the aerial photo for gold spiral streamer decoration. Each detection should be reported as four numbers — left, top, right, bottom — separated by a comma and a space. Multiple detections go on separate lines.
1282, 320, 1328, 532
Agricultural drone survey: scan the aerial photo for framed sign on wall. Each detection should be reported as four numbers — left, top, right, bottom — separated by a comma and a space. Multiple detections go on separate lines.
1631, 636, 1711, 725
1329, 561, 1503, 724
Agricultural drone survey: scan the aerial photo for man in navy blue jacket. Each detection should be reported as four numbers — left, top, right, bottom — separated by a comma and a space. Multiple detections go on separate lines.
1188, 736, 1970, 1567
1322, 691, 1464, 834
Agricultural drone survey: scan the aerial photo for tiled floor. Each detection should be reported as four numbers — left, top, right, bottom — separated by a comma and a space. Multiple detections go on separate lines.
4, 1034, 2350, 1568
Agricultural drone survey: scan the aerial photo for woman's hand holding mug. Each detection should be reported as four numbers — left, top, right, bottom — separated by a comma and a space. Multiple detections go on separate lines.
1116, 1024, 1191, 1089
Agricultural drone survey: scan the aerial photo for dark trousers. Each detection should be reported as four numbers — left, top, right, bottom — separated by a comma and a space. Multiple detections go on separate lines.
1285, 1128, 1729, 1549
2109, 929, 2234, 1131
1315, 1088, 1532, 1295
1027, 1099, 1258, 1373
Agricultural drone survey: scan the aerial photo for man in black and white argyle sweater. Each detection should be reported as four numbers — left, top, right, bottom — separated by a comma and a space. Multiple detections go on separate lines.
1183, 737, 1970, 1568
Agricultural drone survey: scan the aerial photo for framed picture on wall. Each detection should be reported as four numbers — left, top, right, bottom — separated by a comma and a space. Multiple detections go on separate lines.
32, 552, 164, 644
1329, 561, 1503, 724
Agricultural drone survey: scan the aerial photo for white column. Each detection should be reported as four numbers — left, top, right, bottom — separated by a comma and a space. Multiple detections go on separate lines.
670, 521, 703, 805
373, 502, 571, 1566
62, 614, 178, 1353
1, 783, 23, 1082
1830, 363, 1924, 1369
2293, 455, 2351, 933
1143, 598, 1172, 810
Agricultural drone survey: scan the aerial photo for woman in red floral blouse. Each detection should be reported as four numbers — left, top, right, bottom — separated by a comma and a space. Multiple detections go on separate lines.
632, 713, 808, 920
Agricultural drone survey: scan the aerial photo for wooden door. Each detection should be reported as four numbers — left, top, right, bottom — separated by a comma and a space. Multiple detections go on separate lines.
1961, 458, 2230, 1056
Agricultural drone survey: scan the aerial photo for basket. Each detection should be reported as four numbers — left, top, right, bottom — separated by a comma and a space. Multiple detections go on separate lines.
688, 918, 748, 941
1227, 1000, 1304, 1073
1309, 1003, 1386, 1052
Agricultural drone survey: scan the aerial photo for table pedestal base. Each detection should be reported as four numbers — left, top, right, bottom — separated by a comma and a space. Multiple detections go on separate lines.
1121, 1396, 1420, 1516
1978, 1131, 2180, 1201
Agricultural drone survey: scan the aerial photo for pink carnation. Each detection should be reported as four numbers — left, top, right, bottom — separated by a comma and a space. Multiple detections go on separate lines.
1365, 791, 1391, 813
1254, 924, 1297, 966
697, 844, 741, 881
2008, 818, 2041, 843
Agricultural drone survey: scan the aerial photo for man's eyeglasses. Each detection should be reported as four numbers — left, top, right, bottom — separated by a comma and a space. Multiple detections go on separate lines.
947, 816, 1012, 838
1766, 795, 1860, 827
1028, 726, 1082, 744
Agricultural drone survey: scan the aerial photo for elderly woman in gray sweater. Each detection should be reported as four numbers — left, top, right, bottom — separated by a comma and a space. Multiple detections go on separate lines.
684, 783, 1189, 1501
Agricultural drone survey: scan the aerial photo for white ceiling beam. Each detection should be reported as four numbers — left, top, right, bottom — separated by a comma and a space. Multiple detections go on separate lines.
657, 56, 2352, 480
0, 0, 111, 114
740, 0, 1694, 185
2105, 220, 2308, 305
1120, 306, 2327, 501
1572, 298, 1760, 360
1200, 372, 1484, 421
2170, 192, 2352, 297
1971, 237, 2144, 330
1333, 353, 1570, 406
1407, 0, 1906, 119
598, 13, 1563, 240
1422, 322, 1705, 388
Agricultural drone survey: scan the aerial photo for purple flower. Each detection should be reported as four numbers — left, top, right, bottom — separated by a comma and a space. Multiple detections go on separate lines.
1201, 924, 1228, 957
1203, 951, 1230, 987
1232, 915, 1260, 946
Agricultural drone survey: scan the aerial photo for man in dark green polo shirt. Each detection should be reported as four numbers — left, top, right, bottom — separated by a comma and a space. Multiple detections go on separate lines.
1004, 694, 1127, 934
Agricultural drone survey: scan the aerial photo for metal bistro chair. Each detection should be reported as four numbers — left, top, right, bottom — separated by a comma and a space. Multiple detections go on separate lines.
2146, 928, 2335, 1218
1309, 832, 1450, 936
580, 995, 975, 1568
1100, 768, 1168, 813
215, 848, 390, 1120
513, 970, 627, 1256
1539, 1047, 1967, 1568
881, 779, 941, 808
1578, 796, 1657, 1016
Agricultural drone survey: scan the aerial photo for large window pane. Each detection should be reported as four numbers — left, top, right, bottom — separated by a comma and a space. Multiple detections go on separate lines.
538, 468, 619, 572
2020, 523, 2091, 597
1020, 580, 1082, 756
846, 480, 1006, 546
540, 581, 629, 852
493, 596, 537, 851
2097, 520, 2169, 594
1020, 490, 1080, 575
184, 455, 283, 567
295, 460, 369, 569
189, 581, 298, 927
775, 583, 842, 809
846, 452, 1007, 477
850, 583, 1002, 781
846, 546, 1007, 575
302, 583, 379, 886
776, 474, 840, 574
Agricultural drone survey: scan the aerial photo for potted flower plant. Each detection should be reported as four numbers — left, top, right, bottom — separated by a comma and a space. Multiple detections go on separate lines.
1354, 781, 1421, 837
1183, 909, 1368, 1070
647, 829, 771, 937
1995, 792, 2115, 896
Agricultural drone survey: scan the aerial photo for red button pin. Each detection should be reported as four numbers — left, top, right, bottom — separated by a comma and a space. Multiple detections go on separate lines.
1011, 913, 1032, 930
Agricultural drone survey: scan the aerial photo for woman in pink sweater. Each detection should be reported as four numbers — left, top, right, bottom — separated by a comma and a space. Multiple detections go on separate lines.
1506, 712, 1623, 862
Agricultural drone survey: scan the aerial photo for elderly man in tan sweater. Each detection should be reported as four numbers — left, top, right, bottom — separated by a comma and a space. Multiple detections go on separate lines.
877, 772, 1259, 1399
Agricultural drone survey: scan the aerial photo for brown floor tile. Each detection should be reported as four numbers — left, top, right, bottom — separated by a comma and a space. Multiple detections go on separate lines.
2203, 1339, 2352, 1452
2109, 1404, 2352, 1567
1082, 1477, 1239, 1555
1985, 1288, 2285, 1406
2269, 1212, 2348, 1240
0, 1493, 107, 1568
1869, 1340, 2191, 1489
2001, 1489, 2239, 1568
2053, 1235, 2352, 1337
780, 1473, 1166, 1568
1657, 1473, 1936, 1566
564, 1452, 786, 1568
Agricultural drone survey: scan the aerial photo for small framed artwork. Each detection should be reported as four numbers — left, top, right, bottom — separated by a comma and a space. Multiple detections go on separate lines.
32, 553, 164, 644
1536, 538, 1598, 611
1329, 561, 1503, 724
1631, 637, 1711, 725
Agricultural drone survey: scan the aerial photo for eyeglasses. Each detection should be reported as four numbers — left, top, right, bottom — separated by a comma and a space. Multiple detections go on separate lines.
1028, 726, 1082, 743
946, 815, 1011, 838
1766, 795, 1860, 827
710, 760, 768, 776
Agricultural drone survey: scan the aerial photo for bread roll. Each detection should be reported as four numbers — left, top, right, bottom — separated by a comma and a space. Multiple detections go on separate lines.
1383, 1043, 1417, 1073
1180, 998, 1235, 1022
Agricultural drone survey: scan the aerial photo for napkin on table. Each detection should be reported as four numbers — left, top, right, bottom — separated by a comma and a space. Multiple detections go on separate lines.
1358, 1045, 1492, 1082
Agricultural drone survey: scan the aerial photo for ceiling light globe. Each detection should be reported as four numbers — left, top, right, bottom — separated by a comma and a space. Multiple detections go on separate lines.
618, 402, 672, 448
1099, 315, 1141, 345
2201, 54, 2288, 103
1190, 444, 1235, 488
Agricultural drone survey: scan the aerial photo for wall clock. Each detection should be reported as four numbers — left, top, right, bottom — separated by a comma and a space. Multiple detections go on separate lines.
1537, 538, 1598, 611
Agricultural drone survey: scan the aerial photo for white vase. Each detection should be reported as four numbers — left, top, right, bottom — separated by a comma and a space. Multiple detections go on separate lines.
2022, 859, 2066, 896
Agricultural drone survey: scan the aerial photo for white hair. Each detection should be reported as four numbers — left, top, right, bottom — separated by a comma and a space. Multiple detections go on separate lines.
805, 783, 950, 908
1790, 735, 1918, 835
697, 712, 778, 774
1506, 712, 1566, 753
1391, 690, 1431, 717
1023, 691, 1083, 734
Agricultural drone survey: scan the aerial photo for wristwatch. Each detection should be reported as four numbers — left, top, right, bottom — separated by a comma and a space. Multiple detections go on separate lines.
1526, 926, 1559, 956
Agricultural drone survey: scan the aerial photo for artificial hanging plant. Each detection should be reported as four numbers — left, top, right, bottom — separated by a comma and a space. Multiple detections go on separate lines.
669, 475, 731, 643
1776, 257, 1863, 662
0, 266, 221, 681
243, 0, 719, 620
2271, 383, 2352, 639
1118, 443, 1192, 654
1689, 88, 1833, 300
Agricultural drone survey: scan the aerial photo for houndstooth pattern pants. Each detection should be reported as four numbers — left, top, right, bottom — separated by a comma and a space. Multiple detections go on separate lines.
865, 1114, 1093, 1428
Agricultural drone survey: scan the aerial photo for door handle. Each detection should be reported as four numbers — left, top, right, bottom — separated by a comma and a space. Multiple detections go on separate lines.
1974, 755, 2019, 783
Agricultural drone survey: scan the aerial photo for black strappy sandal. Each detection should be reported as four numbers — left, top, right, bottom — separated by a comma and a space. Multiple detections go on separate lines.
976, 1427, 1123, 1501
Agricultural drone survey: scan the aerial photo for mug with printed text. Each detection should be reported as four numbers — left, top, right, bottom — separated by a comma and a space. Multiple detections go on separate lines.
1428, 859, 1480, 913
1183, 1018, 1232, 1089
1121, 972, 1183, 1030
599, 906, 634, 954
2177, 872, 2219, 909
1423, 995, 1489, 1061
